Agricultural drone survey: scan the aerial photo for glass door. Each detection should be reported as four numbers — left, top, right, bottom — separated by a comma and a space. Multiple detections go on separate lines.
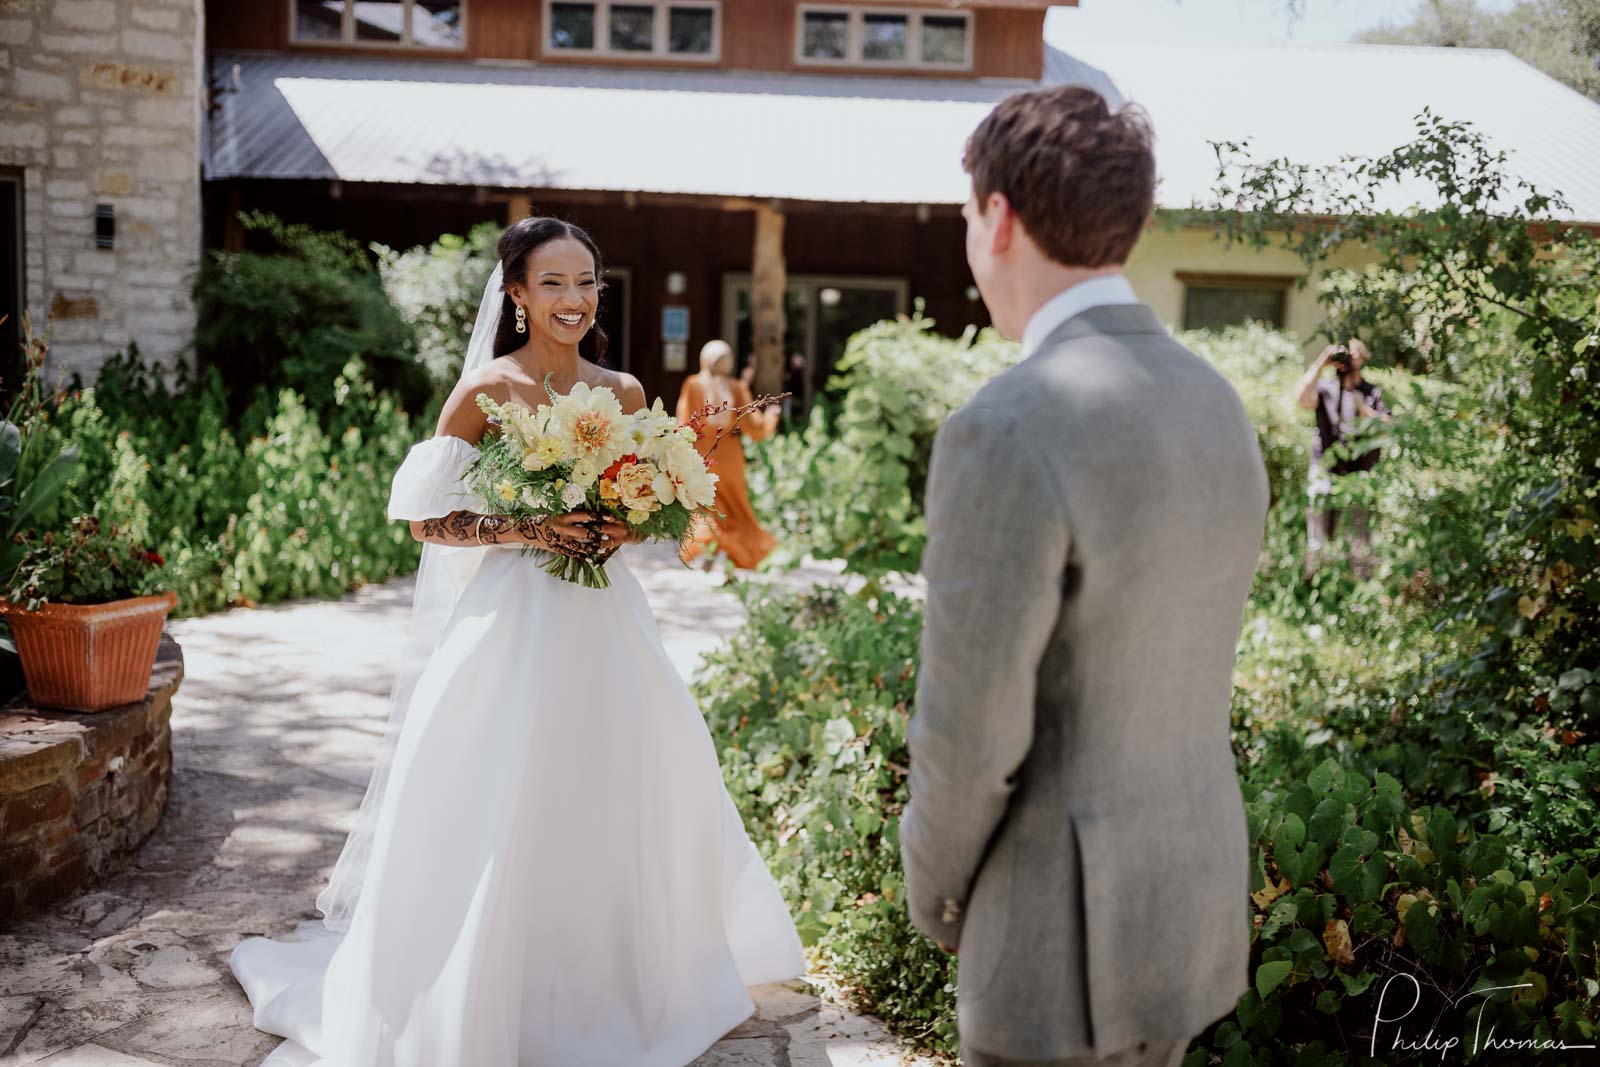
722, 274, 907, 417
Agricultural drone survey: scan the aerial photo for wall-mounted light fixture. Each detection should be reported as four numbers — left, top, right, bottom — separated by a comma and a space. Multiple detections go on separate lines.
665, 270, 687, 295
94, 204, 115, 250
819, 287, 841, 307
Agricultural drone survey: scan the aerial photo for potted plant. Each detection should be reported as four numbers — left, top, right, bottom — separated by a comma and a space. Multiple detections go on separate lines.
0, 514, 175, 712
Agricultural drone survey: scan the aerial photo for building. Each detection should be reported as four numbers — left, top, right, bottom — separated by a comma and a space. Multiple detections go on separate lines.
0, 0, 204, 388
5, 1, 1600, 403
202, 0, 1058, 407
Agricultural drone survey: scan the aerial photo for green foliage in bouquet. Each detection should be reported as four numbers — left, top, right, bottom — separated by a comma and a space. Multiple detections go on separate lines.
5, 514, 166, 610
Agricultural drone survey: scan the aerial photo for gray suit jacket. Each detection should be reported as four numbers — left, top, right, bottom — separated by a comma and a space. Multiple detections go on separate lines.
899, 303, 1269, 1061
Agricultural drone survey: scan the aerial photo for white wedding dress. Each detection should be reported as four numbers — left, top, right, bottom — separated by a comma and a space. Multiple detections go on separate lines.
229, 434, 806, 1067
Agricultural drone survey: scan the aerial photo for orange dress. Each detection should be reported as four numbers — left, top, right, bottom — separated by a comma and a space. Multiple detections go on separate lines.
676, 374, 779, 569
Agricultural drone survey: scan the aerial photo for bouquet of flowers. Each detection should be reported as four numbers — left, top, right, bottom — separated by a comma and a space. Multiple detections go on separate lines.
466, 376, 777, 588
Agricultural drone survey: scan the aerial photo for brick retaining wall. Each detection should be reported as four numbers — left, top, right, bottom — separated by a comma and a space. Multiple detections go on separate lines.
0, 634, 183, 924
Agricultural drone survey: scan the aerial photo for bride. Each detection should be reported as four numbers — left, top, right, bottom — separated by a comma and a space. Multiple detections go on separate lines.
228, 217, 806, 1066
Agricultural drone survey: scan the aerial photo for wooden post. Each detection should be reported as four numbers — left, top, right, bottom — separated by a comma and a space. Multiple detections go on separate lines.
507, 193, 533, 223
750, 200, 786, 397
222, 187, 244, 252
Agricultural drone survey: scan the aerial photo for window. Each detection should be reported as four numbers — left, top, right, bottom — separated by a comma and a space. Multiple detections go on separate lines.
291, 0, 464, 48
544, 1, 720, 60
1178, 273, 1294, 331
797, 6, 971, 69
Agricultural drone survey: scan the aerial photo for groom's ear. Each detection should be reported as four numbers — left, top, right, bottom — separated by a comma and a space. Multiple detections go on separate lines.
986, 191, 1018, 255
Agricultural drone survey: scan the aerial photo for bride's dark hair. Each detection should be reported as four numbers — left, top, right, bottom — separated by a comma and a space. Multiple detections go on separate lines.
493, 216, 609, 362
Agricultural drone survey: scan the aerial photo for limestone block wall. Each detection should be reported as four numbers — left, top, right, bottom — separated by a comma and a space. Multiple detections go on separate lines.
0, 0, 203, 386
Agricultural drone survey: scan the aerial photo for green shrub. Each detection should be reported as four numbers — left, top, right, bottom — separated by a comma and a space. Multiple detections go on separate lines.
748, 310, 1017, 586
1234, 754, 1600, 1066
193, 212, 428, 420
694, 583, 962, 1053
377, 222, 501, 393
32, 344, 423, 618
696, 582, 1600, 1063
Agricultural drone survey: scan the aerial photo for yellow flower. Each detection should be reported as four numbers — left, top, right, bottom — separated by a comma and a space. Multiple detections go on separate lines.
599, 478, 622, 505
626, 507, 652, 525
521, 434, 565, 472
570, 457, 600, 488
495, 479, 517, 502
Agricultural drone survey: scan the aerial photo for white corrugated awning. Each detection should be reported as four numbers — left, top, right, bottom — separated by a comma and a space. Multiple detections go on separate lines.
206, 41, 1600, 221
205, 53, 1025, 204
1048, 38, 1600, 223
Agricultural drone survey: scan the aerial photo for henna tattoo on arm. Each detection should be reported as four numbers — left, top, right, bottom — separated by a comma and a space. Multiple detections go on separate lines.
478, 515, 510, 544
420, 510, 480, 543
417, 511, 600, 561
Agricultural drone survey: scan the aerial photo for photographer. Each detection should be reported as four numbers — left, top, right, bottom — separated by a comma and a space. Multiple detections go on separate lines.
1295, 338, 1392, 578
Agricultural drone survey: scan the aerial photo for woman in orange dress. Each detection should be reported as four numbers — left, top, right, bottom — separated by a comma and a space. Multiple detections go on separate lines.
676, 340, 781, 569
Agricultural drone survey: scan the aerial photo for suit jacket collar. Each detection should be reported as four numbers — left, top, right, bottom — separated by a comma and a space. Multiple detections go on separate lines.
1034, 303, 1170, 351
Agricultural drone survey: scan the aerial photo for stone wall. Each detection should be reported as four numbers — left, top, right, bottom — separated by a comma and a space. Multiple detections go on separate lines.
0, 634, 183, 924
0, 0, 203, 386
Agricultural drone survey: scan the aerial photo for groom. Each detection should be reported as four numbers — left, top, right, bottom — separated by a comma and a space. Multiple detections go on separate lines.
899, 85, 1269, 1067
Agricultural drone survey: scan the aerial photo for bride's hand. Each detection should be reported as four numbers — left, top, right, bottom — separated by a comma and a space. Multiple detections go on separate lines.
516, 512, 602, 558
586, 517, 645, 565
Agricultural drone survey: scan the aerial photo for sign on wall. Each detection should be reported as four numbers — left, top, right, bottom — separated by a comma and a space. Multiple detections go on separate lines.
661, 305, 689, 342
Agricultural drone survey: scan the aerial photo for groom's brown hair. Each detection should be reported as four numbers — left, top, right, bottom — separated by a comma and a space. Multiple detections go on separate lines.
963, 84, 1155, 268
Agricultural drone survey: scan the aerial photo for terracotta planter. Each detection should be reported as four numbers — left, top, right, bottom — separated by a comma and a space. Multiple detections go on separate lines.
0, 590, 178, 712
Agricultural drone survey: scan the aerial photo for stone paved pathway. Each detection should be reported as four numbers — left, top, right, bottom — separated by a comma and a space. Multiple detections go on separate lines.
0, 544, 933, 1067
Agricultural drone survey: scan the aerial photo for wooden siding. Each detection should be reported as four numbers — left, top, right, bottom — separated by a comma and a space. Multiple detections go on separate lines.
205, 179, 989, 407
206, 1, 1044, 80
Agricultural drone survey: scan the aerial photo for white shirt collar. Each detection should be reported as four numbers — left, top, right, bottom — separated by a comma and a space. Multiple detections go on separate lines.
1019, 274, 1140, 360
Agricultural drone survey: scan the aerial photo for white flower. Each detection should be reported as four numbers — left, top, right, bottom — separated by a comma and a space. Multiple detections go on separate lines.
651, 442, 719, 510
520, 485, 549, 510
552, 381, 629, 469
627, 398, 679, 458
561, 482, 587, 510
626, 507, 652, 525
570, 457, 600, 487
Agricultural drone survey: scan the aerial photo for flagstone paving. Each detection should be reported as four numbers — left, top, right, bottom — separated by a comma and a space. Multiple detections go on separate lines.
0, 544, 933, 1067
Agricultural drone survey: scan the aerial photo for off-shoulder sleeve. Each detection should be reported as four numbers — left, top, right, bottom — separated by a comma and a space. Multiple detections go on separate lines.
386, 436, 487, 521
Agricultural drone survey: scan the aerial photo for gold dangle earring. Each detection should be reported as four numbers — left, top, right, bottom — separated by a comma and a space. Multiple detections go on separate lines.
514, 304, 527, 334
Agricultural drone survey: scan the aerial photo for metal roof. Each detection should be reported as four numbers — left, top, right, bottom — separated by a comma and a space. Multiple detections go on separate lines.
206, 41, 1600, 220
1051, 39, 1600, 223
204, 52, 1028, 204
